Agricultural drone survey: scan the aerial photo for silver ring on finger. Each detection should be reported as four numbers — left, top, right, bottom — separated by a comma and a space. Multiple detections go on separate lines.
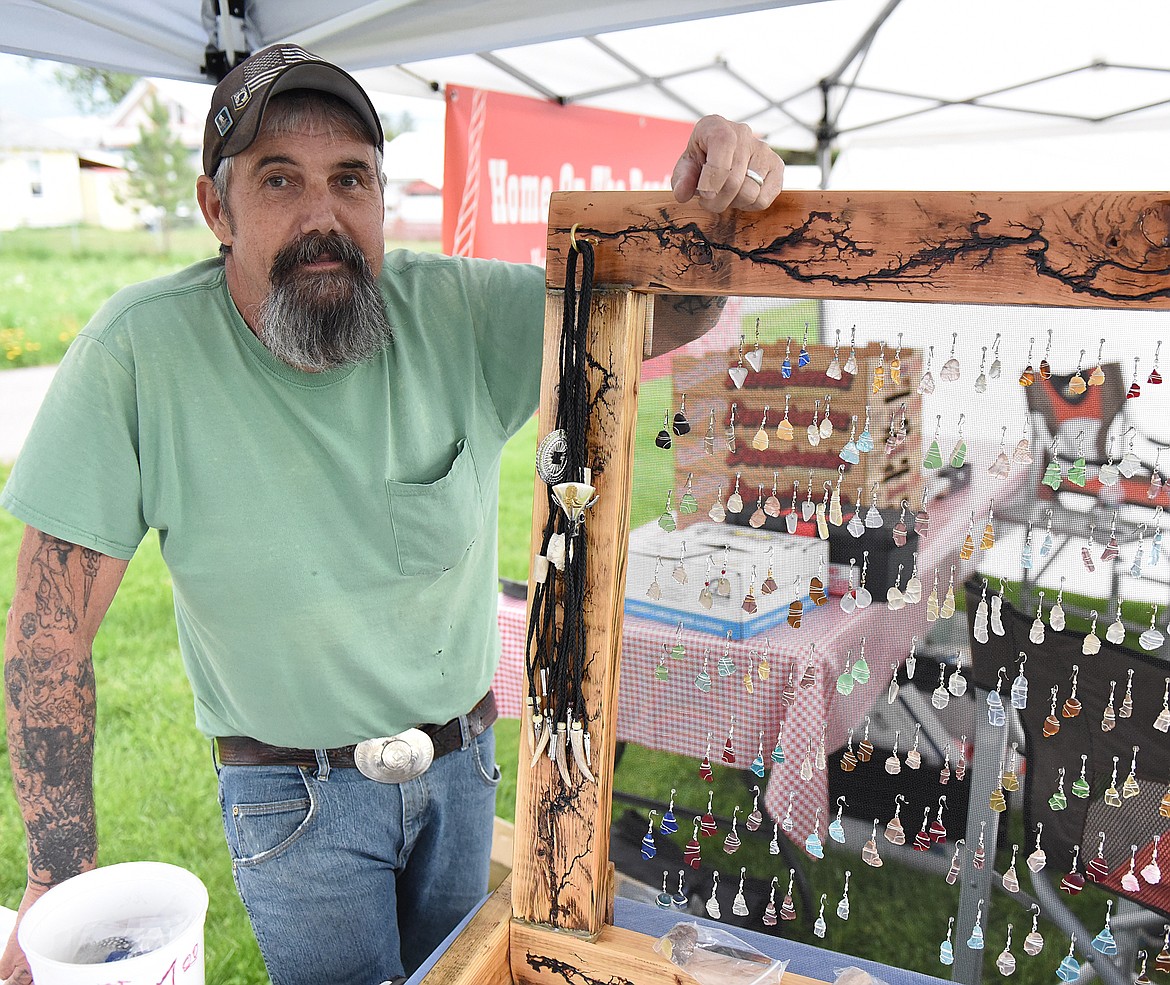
745, 169, 765, 187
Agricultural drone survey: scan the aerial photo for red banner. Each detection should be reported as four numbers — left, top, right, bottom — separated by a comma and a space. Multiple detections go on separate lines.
443, 85, 695, 264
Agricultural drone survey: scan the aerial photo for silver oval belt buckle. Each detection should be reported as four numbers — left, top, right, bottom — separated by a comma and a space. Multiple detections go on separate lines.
353, 728, 434, 783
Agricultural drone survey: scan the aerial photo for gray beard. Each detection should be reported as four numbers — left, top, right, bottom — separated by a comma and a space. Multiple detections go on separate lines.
256, 235, 393, 371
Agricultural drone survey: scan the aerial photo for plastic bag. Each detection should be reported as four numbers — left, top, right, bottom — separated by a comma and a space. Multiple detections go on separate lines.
834, 967, 889, 985
654, 922, 788, 985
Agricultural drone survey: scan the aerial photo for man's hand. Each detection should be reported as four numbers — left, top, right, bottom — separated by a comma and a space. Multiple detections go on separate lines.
0, 881, 49, 984
672, 114, 784, 213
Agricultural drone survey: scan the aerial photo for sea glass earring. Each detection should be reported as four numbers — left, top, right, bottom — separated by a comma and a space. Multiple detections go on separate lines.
1092, 900, 1118, 956
673, 392, 691, 435
890, 332, 903, 383
1142, 837, 1162, 884
695, 651, 712, 693
1122, 846, 1142, 893
914, 481, 931, 540
816, 481, 832, 539
1038, 327, 1053, 380
732, 867, 749, 917
1101, 681, 1118, 732
941, 565, 957, 619
830, 468, 846, 526
1069, 347, 1088, 394
893, 500, 910, 548
655, 409, 673, 449
863, 819, 883, 867
945, 838, 964, 883
704, 406, 716, 456
988, 667, 1007, 727
1062, 665, 1081, 718
1150, 339, 1164, 384
1023, 904, 1044, 956
973, 579, 990, 643
723, 806, 742, 854
657, 491, 677, 532
1128, 355, 1143, 399
829, 796, 847, 843
885, 729, 902, 775
1014, 423, 1034, 466
887, 564, 906, 610
745, 319, 764, 373
1041, 434, 1064, 490
1082, 522, 1098, 572
887, 662, 900, 703
930, 794, 948, 842
742, 566, 758, 615
989, 332, 1003, 378
865, 484, 882, 528
1003, 845, 1020, 893
781, 336, 793, 379
820, 394, 834, 439
932, 662, 950, 710
918, 344, 936, 394
726, 403, 738, 453
698, 732, 713, 778
1019, 337, 1036, 386
1067, 430, 1087, 487
1155, 678, 1170, 733
679, 474, 698, 515
672, 542, 689, 584
1153, 508, 1165, 564
923, 415, 943, 469
844, 325, 858, 375
729, 336, 748, 388
905, 558, 923, 605
1124, 746, 1141, 799
1087, 832, 1110, 882
776, 394, 794, 441
992, 580, 1006, 636
826, 327, 843, 380
939, 917, 956, 966
836, 870, 851, 920
752, 406, 770, 451
939, 743, 952, 785
647, 556, 663, 598
941, 332, 961, 381
1027, 824, 1047, 873
1062, 842, 1085, 889
972, 821, 987, 868
1029, 591, 1047, 644
1104, 757, 1122, 808
1159, 927, 1170, 974
656, 870, 672, 908
813, 894, 828, 939
839, 728, 855, 771
705, 870, 721, 919
989, 761, 1008, 813
763, 880, 778, 925
840, 415, 861, 464
673, 870, 688, 909
926, 569, 941, 623
949, 658, 967, 700
950, 413, 968, 468
858, 405, 874, 453
1011, 652, 1029, 709
1151, 451, 1165, 500
1121, 667, 1135, 718
1050, 577, 1066, 631
727, 472, 743, 514
997, 924, 1016, 977
779, 870, 798, 921
885, 794, 907, 844
798, 321, 811, 368
1099, 436, 1121, 487
988, 425, 1011, 478
786, 480, 800, 533
1136, 951, 1152, 985
805, 807, 824, 859
848, 486, 866, 538
708, 486, 726, 523
1043, 686, 1061, 738
1088, 337, 1106, 385
904, 721, 922, 769
1141, 605, 1165, 651
1003, 742, 1021, 792
966, 899, 985, 949
974, 345, 988, 392
1082, 611, 1101, 655
660, 789, 679, 834
807, 399, 822, 447
857, 716, 874, 762
698, 559, 714, 608
872, 341, 886, 393
1072, 755, 1091, 799
750, 486, 767, 529
640, 810, 659, 859
684, 817, 702, 869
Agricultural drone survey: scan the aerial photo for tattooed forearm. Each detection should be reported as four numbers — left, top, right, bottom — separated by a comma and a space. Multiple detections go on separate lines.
3, 530, 123, 889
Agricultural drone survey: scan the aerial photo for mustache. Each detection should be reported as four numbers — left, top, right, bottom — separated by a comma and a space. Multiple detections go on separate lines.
269, 233, 369, 284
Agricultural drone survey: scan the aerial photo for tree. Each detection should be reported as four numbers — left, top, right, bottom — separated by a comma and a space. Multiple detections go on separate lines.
120, 95, 197, 253
51, 65, 136, 114
379, 110, 416, 143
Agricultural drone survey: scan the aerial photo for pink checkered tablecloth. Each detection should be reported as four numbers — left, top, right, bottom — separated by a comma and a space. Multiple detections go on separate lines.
492, 477, 1010, 843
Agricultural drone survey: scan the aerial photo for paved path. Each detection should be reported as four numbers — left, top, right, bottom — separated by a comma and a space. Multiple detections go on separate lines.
0, 365, 56, 465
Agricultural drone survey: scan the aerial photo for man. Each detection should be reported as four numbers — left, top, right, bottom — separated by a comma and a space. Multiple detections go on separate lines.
1, 44, 782, 985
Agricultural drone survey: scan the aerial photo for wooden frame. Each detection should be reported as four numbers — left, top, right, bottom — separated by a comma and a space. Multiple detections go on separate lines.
426, 189, 1170, 985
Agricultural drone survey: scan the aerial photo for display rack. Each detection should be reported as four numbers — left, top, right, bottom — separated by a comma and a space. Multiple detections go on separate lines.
423, 189, 1170, 985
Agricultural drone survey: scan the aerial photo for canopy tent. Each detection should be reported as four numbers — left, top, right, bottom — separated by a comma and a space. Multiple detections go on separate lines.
5, 0, 1170, 185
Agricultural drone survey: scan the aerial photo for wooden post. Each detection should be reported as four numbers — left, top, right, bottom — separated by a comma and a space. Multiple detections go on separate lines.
510, 286, 650, 936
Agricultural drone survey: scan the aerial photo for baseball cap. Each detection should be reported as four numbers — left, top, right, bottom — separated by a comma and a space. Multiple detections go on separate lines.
203, 43, 383, 176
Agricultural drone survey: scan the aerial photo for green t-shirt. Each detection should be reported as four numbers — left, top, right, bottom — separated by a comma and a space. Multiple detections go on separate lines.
2, 252, 545, 748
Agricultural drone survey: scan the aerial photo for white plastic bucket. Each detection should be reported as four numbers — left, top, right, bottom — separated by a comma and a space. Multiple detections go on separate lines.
18, 861, 209, 985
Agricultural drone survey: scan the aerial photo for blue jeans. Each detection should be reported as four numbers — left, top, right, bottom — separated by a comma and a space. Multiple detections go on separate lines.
216, 727, 500, 985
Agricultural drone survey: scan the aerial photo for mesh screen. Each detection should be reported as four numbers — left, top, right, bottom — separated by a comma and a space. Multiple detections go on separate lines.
608, 296, 1170, 974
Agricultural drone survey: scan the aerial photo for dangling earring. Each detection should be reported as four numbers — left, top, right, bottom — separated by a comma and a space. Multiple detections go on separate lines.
945, 838, 964, 883
751, 405, 770, 451
918, 344, 936, 394
1101, 682, 1118, 732
726, 472, 743, 514
966, 898, 985, 950
820, 394, 834, 440
931, 661, 950, 710
749, 485, 766, 529
1067, 429, 1088, 487
745, 318, 764, 373
939, 916, 956, 966
679, 473, 698, 515
1120, 667, 1135, 718
1011, 652, 1029, 710
731, 866, 749, 917
697, 732, 714, 779
646, 555, 663, 598
741, 564, 757, 615
905, 720, 922, 769
708, 486, 726, 524
884, 728, 902, 775
939, 331, 960, 381
988, 424, 1011, 478
923, 414, 943, 469
640, 810, 659, 859
829, 467, 845, 526
829, 795, 847, 843
704, 406, 716, 456
857, 405, 874, 453
974, 344, 988, 392
705, 870, 721, 919
728, 335, 748, 388
992, 579, 1006, 636
835, 870, 851, 920
839, 727, 856, 771
655, 409, 673, 449
981, 503, 996, 550
950, 413, 968, 468
1123, 745, 1142, 799
1088, 337, 1107, 385
1019, 336, 1036, 386
725, 402, 738, 453
1004, 742, 1021, 791
973, 579, 989, 642
718, 639, 736, 679
672, 541, 689, 584
865, 484, 882, 529
1002, 844, 1020, 892
848, 485, 866, 538
1041, 433, 1064, 490
887, 564, 906, 610
1038, 327, 1053, 380
1013, 421, 1033, 465
771, 720, 785, 764
1092, 900, 1118, 956
1023, 904, 1045, 956
1027, 824, 1047, 874
807, 398, 822, 447
660, 789, 678, 833
826, 327, 843, 380
1128, 354, 1143, 399
657, 491, 676, 532
813, 894, 828, 939
785, 479, 800, 533
1141, 604, 1165, 651
1155, 677, 1170, 733
872, 341, 886, 393
904, 557, 923, 606
960, 511, 977, 561
1071, 754, 1091, 799
780, 336, 793, 379
683, 817, 702, 869
843, 325, 858, 375
672, 869, 688, 908
890, 332, 903, 384
996, 923, 1016, 977
862, 818, 883, 867
1082, 521, 1098, 571
989, 760, 1007, 814
1050, 576, 1066, 630
798, 321, 811, 368
987, 667, 1007, 728
694, 651, 712, 693
805, 807, 824, 859
939, 743, 952, 785
856, 715, 874, 762
1042, 685, 1061, 737
780, 869, 798, 920
914, 481, 931, 539
1029, 591, 1047, 644
673, 392, 691, 435
989, 332, 1003, 378
1082, 610, 1101, 656
1104, 756, 1122, 808
775, 393, 794, 441
840, 414, 860, 463
655, 869, 671, 908
940, 564, 957, 619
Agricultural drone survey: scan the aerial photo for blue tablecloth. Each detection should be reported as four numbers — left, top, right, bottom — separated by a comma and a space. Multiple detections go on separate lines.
406, 895, 951, 985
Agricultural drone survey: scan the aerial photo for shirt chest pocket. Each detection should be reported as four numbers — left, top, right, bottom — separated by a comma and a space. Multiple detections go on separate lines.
386, 438, 485, 577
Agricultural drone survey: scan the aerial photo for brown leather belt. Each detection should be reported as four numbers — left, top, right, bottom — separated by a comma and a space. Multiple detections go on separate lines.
215, 690, 497, 771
